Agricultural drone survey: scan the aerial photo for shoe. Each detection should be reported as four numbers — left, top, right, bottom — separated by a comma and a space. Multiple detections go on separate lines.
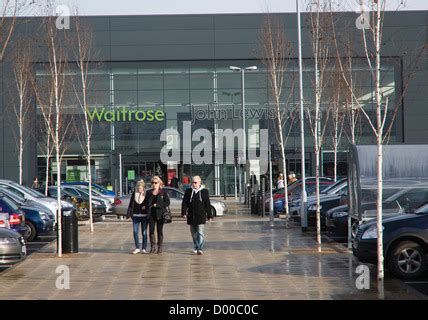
132, 249, 141, 255
141, 249, 147, 254
193, 249, 198, 254
197, 250, 203, 255
157, 246, 163, 254
150, 246, 156, 254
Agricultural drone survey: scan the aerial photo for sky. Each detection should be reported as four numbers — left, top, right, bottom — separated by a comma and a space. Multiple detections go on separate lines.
12, 0, 428, 16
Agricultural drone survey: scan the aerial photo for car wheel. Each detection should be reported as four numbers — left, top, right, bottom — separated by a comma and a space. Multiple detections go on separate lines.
24, 221, 37, 242
388, 241, 427, 279
211, 206, 217, 217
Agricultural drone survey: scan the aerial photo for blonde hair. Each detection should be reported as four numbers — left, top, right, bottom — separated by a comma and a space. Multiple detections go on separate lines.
193, 176, 201, 183
151, 175, 164, 188
135, 179, 145, 190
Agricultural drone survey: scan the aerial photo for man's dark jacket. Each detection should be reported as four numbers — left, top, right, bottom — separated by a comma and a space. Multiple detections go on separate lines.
181, 188, 212, 225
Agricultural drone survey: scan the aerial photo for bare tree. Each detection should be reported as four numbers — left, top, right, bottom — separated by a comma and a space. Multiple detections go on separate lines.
331, 1, 427, 283
33, 2, 73, 257
70, 12, 98, 233
258, 15, 297, 221
0, 0, 19, 62
7, 40, 34, 184
327, 66, 345, 182
307, 0, 333, 246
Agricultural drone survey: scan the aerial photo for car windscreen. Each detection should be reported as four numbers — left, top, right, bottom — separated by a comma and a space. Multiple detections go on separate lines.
1, 196, 20, 212
0, 188, 25, 204
22, 186, 46, 198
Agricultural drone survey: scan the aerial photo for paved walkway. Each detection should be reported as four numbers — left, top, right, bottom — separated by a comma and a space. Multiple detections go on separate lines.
0, 202, 424, 300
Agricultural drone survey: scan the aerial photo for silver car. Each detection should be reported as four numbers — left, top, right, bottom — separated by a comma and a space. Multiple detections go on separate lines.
0, 228, 26, 265
113, 187, 227, 217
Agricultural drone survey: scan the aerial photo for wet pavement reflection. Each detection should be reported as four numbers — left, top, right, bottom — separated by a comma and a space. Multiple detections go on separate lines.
0, 200, 425, 300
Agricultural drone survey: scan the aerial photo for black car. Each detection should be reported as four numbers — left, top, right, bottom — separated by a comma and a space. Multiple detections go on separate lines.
327, 187, 428, 240
353, 203, 428, 279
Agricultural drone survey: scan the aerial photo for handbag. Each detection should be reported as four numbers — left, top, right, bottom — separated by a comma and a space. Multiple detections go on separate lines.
126, 194, 135, 219
162, 206, 172, 224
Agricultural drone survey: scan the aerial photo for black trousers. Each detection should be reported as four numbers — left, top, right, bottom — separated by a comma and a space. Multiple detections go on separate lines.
149, 214, 164, 246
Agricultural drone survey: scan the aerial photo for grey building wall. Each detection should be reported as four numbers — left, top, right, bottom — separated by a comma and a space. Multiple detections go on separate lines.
0, 11, 427, 184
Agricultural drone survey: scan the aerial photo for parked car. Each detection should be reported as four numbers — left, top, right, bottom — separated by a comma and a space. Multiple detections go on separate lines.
327, 187, 428, 240
0, 194, 28, 239
113, 186, 228, 217
77, 185, 121, 207
62, 186, 113, 213
265, 177, 334, 212
353, 203, 428, 279
0, 212, 9, 228
42, 186, 106, 219
0, 179, 60, 218
273, 178, 342, 215
62, 182, 115, 196
0, 227, 26, 265
286, 178, 348, 217
0, 188, 55, 242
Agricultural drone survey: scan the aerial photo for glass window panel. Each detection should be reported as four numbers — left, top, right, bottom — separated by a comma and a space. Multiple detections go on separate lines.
138, 74, 163, 90
165, 90, 189, 105
190, 89, 215, 104
164, 73, 189, 90
89, 74, 110, 91
114, 91, 138, 105
88, 91, 110, 106
190, 73, 214, 89
244, 72, 267, 88
139, 90, 163, 106
218, 90, 241, 103
217, 72, 241, 89
114, 74, 137, 91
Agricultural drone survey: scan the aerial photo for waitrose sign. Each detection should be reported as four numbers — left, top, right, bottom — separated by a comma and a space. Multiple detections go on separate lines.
87, 106, 165, 122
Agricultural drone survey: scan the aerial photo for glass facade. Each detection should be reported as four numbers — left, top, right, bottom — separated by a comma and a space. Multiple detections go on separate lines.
35, 59, 399, 195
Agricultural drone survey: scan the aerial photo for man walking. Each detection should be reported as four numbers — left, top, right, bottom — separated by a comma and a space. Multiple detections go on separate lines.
181, 176, 213, 255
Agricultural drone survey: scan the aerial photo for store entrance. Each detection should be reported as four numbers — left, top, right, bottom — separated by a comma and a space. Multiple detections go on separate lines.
123, 160, 166, 194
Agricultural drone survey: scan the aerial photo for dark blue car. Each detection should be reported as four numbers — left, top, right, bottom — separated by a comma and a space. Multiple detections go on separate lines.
353, 203, 428, 279
62, 182, 115, 197
0, 190, 55, 242
0, 195, 28, 238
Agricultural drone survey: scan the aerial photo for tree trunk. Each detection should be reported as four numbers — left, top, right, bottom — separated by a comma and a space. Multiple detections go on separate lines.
44, 135, 50, 196
375, 0, 384, 282
56, 145, 62, 257
87, 150, 94, 233
18, 103, 23, 185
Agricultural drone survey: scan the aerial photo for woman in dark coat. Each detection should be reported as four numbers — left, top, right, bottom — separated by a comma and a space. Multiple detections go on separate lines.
143, 176, 170, 254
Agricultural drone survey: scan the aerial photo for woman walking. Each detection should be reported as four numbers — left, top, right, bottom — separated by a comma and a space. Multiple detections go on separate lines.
144, 176, 170, 254
126, 180, 148, 254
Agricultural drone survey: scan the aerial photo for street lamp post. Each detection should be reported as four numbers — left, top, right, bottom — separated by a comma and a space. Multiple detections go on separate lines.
229, 65, 257, 203
297, 0, 308, 232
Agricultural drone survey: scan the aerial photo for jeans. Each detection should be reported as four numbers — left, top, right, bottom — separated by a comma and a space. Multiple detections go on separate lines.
149, 215, 164, 246
132, 216, 148, 250
190, 224, 205, 251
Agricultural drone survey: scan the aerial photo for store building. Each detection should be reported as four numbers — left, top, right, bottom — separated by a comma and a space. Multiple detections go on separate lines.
0, 11, 426, 195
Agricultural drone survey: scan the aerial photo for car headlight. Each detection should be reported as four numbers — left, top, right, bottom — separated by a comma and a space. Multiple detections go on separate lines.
0, 237, 18, 244
332, 212, 348, 218
361, 225, 384, 239
308, 205, 321, 211
39, 212, 50, 221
